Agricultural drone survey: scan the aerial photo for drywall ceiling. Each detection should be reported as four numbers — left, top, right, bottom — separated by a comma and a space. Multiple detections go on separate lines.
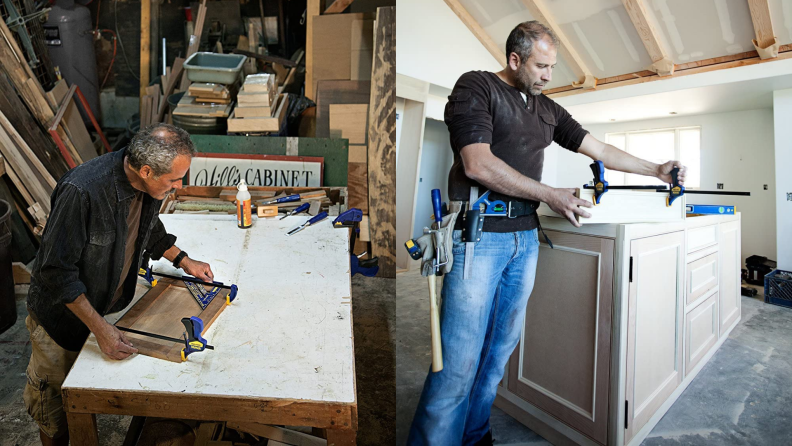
565, 71, 792, 125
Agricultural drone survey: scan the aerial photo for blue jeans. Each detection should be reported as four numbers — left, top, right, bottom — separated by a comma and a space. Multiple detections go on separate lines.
408, 229, 540, 445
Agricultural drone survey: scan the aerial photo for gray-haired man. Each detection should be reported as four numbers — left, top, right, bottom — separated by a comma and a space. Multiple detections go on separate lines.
24, 124, 214, 446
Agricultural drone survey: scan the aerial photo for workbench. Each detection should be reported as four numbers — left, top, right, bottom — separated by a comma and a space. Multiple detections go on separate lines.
62, 214, 357, 445
495, 214, 742, 446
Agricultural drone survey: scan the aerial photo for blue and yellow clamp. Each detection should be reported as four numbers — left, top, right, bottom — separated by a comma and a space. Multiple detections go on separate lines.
666, 167, 685, 207
333, 208, 379, 277
588, 160, 609, 205
180, 316, 212, 361
138, 266, 238, 306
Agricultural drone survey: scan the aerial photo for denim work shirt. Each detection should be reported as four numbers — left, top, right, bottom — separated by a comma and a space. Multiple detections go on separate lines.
27, 149, 176, 351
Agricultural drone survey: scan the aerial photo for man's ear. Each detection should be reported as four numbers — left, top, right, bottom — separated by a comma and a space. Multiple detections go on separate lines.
139, 165, 153, 179
508, 52, 521, 71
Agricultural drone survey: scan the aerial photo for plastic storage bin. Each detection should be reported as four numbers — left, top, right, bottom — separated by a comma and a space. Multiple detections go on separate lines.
765, 269, 792, 308
183, 52, 246, 85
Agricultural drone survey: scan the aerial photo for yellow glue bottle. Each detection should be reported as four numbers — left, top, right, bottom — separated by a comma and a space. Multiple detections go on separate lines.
236, 179, 252, 229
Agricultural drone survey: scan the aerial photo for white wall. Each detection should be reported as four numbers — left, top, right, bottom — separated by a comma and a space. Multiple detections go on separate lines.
413, 118, 455, 239
553, 109, 777, 264
773, 90, 792, 270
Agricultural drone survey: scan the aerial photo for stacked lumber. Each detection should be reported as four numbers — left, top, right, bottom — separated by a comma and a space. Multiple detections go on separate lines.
227, 74, 289, 134
140, 57, 187, 127
160, 187, 337, 216
173, 82, 235, 119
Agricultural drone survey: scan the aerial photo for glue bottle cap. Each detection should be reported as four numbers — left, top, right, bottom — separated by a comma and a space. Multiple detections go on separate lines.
237, 179, 248, 191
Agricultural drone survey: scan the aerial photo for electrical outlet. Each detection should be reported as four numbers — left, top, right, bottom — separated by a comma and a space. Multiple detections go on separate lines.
788, 193, 792, 202
717, 183, 724, 189
764, 184, 768, 190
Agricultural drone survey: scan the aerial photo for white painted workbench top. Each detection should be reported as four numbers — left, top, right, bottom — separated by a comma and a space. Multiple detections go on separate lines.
62, 214, 355, 404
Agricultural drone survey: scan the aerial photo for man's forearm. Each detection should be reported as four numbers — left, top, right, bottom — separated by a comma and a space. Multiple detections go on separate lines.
65, 294, 108, 334
467, 153, 553, 202
600, 144, 658, 177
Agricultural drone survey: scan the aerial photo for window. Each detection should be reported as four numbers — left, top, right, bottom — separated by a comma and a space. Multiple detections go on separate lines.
605, 127, 700, 188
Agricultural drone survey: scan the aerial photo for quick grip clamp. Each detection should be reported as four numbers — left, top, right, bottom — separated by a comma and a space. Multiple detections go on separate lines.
589, 160, 608, 205
667, 167, 685, 207
180, 316, 213, 361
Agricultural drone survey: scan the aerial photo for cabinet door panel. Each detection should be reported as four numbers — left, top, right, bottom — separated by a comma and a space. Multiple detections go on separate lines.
625, 231, 684, 443
687, 252, 718, 307
508, 231, 614, 445
686, 292, 719, 375
719, 221, 741, 335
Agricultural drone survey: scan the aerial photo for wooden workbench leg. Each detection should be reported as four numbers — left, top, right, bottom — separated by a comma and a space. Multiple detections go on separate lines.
66, 412, 99, 446
326, 428, 356, 446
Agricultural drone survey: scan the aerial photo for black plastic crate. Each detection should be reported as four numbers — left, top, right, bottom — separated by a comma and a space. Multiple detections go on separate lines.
765, 269, 792, 308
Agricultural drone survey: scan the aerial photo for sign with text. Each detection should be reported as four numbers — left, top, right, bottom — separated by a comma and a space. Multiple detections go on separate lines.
188, 154, 324, 187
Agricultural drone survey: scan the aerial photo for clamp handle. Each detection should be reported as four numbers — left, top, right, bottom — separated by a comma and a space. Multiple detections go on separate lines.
667, 167, 685, 207
589, 161, 608, 205
180, 316, 209, 361
333, 208, 363, 227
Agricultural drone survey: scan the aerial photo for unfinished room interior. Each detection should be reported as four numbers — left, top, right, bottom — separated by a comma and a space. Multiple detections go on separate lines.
396, 0, 791, 445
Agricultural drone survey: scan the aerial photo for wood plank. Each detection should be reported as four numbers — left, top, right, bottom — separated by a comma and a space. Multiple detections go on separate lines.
0, 125, 51, 213
227, 94, 289, 133
13, 262, 31, 284
325, 0, 354, 14
315, 81, 370, 138
46, 80, 96, 163
234, 104, 276, 118
351, 20, 373, 81
228, 422, 326, 445
443, 0, 505, 66
359, 215, 369, 241
242, 73, 276, 92
367, 6, 395, 278
747, 0, 777, 52
326, 429, 356, 446
537, 188, 685, 224
238, 90, 277, 106
520, 0, 596, 86
0, 154, 4, 177
305, 0, 326, 100
140, 0, 151, 99
0, 110, 56, 189
622, 0, 674, 75
348, 144, 367, 163
329, 104, 368, 144
188, 83, 230, 99
311, 13, 373, 99
347, 162, 368, 213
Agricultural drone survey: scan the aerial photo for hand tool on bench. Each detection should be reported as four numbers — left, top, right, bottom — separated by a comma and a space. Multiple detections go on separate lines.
287, 211, 328, 236
333, 208, 379, 277
117, 316, 214, 361
260, 194, 301, 206
138, 267, 239, 306
280, 202, 310, 220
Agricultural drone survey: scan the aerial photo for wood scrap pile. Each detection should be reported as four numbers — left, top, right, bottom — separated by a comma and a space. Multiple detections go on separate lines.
0, 16, 99, 236
159, 186, 341, 217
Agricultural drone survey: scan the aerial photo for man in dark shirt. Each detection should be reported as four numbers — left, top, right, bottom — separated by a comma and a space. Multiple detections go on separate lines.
408, 21, 687, 445
24, 124, 215, 446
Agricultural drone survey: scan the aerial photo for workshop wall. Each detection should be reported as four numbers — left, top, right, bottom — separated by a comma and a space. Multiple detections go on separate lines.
555, 108, 777, 265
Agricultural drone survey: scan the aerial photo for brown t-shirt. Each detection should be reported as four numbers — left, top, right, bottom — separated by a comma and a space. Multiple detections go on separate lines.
444, 71, 589, 232
111, 191, 143, 305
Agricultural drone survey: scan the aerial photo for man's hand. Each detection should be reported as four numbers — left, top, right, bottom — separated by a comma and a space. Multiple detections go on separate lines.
95, 321, 138, 360
655, 160, 687, 185
180, 257, 214, 282
544, 188, 592, 228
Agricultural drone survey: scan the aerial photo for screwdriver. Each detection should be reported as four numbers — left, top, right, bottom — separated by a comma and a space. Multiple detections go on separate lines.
287, 212, 328, 236
260, 194, 301, 206
280, 202, 310, 220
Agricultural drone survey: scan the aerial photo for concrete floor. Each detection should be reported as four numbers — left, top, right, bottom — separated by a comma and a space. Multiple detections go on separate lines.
396, 267, 792, 445
0, 274, 395, 446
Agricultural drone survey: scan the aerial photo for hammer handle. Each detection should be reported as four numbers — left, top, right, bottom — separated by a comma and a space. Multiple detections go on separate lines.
428, 275, 443, 372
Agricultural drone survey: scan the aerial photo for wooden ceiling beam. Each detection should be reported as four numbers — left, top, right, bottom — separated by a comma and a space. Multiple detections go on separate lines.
747, 0, 779, 59
621, 0, 675, 76
520, 0, 596, 89
443, 0, 506, 67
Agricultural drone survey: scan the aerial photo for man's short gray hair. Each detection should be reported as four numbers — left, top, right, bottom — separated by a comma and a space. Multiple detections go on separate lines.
505, 21, 559, 63
127, 124, 195, 177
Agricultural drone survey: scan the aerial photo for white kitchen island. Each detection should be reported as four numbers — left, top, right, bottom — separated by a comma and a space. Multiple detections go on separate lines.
495, 213, 741, 446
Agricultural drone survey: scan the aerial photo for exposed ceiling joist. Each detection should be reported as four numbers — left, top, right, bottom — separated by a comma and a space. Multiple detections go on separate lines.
519, 0, 596, 89
325, 0, 354, 14
747, 0, 779, 59
443, 0, 506, 67
621, 0, 675, 76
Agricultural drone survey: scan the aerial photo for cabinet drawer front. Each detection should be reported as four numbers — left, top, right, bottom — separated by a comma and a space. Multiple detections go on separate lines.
687, 225, 718, 253
686, 292, 719, 376
687, 252, 719, 306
